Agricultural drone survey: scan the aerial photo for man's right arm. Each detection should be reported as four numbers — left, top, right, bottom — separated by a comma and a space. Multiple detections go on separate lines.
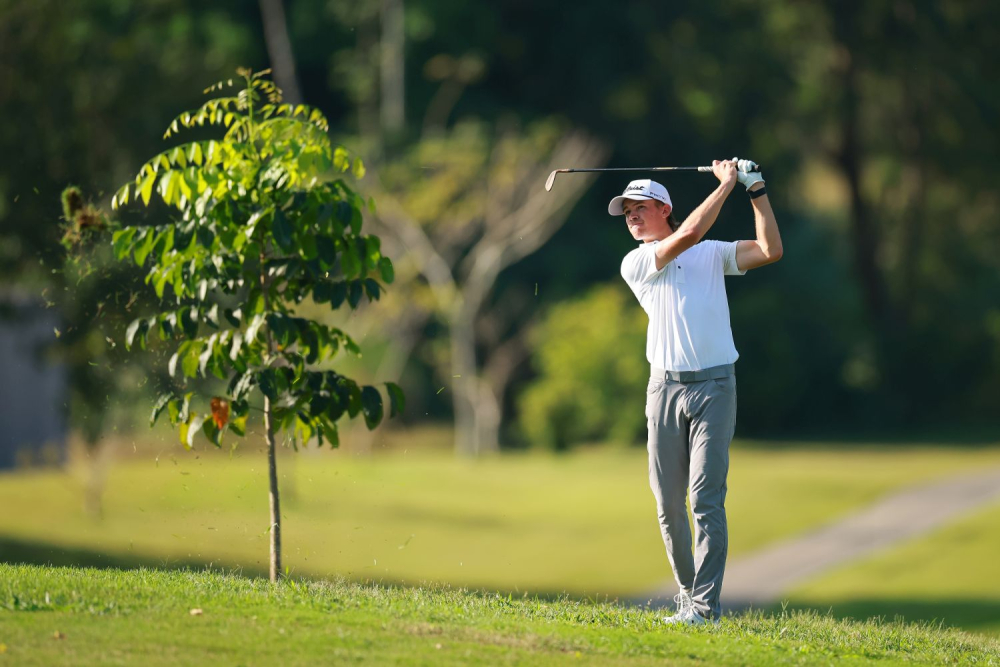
653, 160, 738, 270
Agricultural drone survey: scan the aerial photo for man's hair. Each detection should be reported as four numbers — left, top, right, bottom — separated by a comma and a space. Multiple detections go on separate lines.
667, 210, 679, 231
654, 201, 679, 231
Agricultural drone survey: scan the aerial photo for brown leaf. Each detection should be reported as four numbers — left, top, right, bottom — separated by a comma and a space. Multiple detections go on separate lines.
210, 397, 229, 429
52, 631, 66, 640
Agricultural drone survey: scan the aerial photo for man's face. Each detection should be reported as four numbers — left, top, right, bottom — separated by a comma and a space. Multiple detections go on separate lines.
622, 198, 672, 242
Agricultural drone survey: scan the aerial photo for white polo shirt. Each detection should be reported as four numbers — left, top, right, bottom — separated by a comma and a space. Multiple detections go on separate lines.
621, 239, 746, 372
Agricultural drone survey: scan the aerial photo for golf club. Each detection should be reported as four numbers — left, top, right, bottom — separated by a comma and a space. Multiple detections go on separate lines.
544, 163, 761, 192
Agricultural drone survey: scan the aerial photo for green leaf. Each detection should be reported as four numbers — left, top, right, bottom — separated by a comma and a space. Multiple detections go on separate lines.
364, 235, 381, 267
313, 281, 334, 304
360, 386, 383, 430
180, 414, 205, 451
168, 341, 191, 377
229, 414, 247, 437
202, 418, 222, 447
329, 282, 347, 309
363, 278, 381, 302
350, 205, 362, 235
336, 201, 352, 226
347, 280, 363, 308
272, 209, 294, 251
182, 342, 202, 378
125, 317, 148, 350
378, 257, 394, 283
316, 236, 336, 267
180, 306, 198, 339
167, 398, 181, 425
352, 157, 366, 179
386, 382, 405, 418
112, 228, 137, 261
223, 308, 242, 328
150, 393, 174, 427
139, 171, 157, 206
333, 147, 349, 172
133, 229, 156, 266
258, 369, 277, 399
341, 241, 360, 278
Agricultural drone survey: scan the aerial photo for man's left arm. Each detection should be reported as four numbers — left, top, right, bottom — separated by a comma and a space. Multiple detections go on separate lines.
733, 159, 783, 271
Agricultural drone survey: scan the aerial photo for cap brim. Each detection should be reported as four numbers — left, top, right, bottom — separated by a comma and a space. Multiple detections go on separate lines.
608, 194, 655, 216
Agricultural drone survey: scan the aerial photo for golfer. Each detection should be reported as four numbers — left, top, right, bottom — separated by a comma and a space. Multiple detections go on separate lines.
611, 158, 782, 625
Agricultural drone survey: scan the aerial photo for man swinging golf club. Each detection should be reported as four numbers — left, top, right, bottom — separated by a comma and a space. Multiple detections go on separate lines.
611, 158, 782, 625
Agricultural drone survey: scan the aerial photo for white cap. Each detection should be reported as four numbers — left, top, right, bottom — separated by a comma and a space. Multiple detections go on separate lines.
608, 179, 672, 216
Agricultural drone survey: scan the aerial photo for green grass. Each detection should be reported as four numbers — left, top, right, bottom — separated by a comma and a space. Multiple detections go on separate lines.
2, 434, 1000, 601
2, 564, 998, 666
785, 499, 1000, 635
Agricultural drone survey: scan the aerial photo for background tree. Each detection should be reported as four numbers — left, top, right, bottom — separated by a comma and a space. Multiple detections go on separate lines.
369, 120, 607, 455
3, 0, 998, 449
101, 69, 402, 581
518, 285, 647, 451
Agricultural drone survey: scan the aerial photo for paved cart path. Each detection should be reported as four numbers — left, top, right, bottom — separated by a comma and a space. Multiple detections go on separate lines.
638, 466, 1000, 612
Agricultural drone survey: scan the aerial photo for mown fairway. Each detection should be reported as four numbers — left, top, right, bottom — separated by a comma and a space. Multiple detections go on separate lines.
786, 499, 1000, 635
2, 432, 999, 611
3, 564, 999, 666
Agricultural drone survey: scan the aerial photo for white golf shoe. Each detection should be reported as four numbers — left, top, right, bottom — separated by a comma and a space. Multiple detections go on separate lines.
661, 592, 719, 626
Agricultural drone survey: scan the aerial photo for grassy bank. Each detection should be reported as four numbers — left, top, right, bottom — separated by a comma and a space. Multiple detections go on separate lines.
2, 437, 999, 600
785, 499, 1000, 635
2, 564, 998, 666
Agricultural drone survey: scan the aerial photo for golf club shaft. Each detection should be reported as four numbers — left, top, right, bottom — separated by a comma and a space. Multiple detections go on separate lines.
563, 166, 713, 174
544, 165, 722, 191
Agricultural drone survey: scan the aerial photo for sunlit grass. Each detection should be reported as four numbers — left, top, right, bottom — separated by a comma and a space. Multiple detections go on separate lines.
3, 564, 998, 666
1, 429, 999, 600
785, 499, 1000, 635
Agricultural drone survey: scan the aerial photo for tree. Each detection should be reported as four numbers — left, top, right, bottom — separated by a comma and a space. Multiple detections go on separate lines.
101, 69, 402, 582
369, 120, 608, 455
518, 284, 648, 451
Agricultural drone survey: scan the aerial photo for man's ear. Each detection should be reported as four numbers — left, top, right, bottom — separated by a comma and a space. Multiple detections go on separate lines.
661, 203, 672, 219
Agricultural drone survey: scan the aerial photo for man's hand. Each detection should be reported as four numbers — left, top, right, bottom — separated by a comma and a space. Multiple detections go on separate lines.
712, 159, 738, 190
732, 157, 765, 191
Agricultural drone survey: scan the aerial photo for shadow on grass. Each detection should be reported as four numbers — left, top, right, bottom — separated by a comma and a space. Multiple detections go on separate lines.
775, 599, 1000, 635
0, 535, 621, 605
0, 535, 265, 578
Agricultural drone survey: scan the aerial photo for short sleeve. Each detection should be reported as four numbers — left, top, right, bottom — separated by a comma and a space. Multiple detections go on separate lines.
620, 245, 664, 304
718, 240, 747, 276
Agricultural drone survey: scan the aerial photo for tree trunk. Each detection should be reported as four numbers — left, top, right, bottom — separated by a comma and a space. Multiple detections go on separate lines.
380, 0, 405, 134
832, 8, 893, 331
264, 393, 282, 582
258, 0, 303, 105
261, 250, 282, 582
450, 304, 479, 456
474, 381, 501, 454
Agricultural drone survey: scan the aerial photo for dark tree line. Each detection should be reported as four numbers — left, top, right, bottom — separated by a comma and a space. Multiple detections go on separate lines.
2, 0, 998, 444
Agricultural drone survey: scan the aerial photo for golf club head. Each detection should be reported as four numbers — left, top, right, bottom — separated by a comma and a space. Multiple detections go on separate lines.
545, 170, 560, 192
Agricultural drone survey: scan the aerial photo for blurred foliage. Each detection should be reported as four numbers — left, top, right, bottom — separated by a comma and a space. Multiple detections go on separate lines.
518, 285, 647, 450
1, 0, 998, 445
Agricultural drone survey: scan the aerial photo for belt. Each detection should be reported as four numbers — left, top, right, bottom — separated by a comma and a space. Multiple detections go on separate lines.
650, 363, 734, 382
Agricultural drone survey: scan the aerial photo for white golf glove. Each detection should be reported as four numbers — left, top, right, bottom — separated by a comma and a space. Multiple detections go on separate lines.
731, 157, 764, 190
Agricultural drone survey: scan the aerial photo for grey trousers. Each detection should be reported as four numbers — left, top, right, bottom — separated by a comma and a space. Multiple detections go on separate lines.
645, 364, 737, 620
